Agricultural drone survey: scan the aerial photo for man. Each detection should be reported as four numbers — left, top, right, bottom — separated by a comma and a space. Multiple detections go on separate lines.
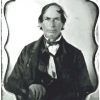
5, 2, 95, 100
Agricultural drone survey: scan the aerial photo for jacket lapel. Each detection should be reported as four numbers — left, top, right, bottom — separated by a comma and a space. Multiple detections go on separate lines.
29, 36, 45, 71
55, 37, 68, 68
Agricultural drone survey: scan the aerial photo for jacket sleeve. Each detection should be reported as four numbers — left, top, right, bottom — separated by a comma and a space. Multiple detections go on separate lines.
76, 51, 95, 98
4, 46, 30, 98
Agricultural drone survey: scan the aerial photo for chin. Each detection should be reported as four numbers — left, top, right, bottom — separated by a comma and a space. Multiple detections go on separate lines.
49, 37, 57, 42
45, 34, 58, 40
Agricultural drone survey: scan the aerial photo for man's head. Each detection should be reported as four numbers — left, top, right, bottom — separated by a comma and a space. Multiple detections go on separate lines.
38, 3, 66, 42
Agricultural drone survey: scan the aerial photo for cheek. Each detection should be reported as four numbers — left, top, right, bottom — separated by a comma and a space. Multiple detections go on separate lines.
57, 24, 63, 30
42, 22, 48, 29
41, 24, 47, 31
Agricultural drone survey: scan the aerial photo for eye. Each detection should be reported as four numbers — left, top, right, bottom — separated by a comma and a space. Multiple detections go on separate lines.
44, 17, 50, 21
54, 18, 61, 21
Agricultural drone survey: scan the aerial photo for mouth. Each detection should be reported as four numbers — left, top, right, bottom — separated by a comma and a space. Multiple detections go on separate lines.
48, 30, 56, 33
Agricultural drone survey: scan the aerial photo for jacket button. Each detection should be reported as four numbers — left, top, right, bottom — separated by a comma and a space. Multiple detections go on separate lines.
41, 79, 44, 83
27, 64, 29, 67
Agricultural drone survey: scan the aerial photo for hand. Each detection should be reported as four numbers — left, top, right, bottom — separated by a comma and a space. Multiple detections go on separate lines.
28, 84, 46, 100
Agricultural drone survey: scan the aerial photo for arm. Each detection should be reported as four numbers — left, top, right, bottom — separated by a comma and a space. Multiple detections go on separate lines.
4, 47, 29, 99
76, 51, 95, 99
4, 46, 46, 100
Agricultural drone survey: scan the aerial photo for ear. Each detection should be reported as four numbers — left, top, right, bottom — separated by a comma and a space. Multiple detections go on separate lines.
61, 24, 64, 30
38, 22, 42, 27
38, 22, 43, 30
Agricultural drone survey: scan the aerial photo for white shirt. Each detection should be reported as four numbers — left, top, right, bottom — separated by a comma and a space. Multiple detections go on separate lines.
45, 35, 62, 79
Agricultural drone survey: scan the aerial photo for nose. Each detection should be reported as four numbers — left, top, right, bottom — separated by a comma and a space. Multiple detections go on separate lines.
49, 19, 55, 27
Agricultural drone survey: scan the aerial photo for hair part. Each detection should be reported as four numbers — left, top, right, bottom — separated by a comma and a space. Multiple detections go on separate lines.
38, 3, 67, 30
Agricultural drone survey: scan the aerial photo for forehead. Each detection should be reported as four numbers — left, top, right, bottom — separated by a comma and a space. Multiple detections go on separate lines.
43, 5, 61, 18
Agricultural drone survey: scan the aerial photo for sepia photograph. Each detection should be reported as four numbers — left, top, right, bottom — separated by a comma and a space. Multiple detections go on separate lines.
1, 0, 99, 100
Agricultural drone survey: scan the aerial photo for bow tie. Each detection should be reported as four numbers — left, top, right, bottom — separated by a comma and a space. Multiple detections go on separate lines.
46, 40, 60, 46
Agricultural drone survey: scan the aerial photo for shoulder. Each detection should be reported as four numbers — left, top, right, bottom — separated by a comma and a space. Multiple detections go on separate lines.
22, 35, 44, 53
24, 41, 37, 51
20, 41, 37, 56
62, 37, 82, 55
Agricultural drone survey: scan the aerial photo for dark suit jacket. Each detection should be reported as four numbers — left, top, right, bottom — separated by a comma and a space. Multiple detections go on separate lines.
4, 35, 94, 100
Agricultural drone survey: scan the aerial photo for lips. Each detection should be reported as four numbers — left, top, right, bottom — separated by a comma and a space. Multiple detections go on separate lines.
48, 30, 56, 32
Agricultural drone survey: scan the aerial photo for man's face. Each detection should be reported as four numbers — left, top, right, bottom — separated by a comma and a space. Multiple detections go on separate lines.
40, 6, 64, 42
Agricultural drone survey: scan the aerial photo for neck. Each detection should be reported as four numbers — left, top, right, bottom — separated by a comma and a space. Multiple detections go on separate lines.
44, 34, 62, 42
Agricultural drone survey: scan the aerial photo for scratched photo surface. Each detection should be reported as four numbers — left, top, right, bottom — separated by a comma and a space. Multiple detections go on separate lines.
1, 0, 99, 100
